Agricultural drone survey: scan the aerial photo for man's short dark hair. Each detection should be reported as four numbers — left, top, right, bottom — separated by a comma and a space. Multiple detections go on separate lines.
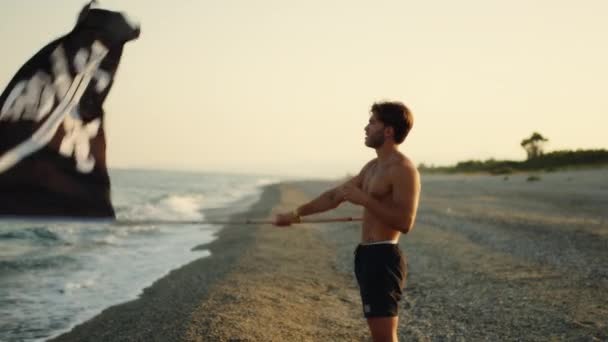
371, 101, 413, 144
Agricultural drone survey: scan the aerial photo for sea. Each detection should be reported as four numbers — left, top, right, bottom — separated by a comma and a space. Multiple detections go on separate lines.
0, 169, 279, 342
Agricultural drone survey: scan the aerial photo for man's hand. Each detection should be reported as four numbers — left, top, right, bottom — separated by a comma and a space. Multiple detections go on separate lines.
340, 183, 369, 206
274, 211, 300, 227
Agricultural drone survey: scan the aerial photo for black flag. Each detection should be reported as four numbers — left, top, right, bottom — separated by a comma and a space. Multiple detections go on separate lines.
0, 3, 140, 218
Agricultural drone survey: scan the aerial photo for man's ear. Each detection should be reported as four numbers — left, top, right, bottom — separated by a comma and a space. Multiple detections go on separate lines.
384, 126, 395, 139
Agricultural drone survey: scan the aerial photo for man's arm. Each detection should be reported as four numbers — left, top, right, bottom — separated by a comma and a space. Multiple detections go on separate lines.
274, 178, 356, 226
274, 160, 374, 226
342, 162, 420, 233
297, 185, 346, 215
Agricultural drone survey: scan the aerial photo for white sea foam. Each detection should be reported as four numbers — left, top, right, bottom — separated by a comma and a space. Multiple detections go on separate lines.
95, 233, 121, 245
256, 178, 277, 186
64, 278, 96, 291
123, 194, 205, 221
162, 194, 205, 219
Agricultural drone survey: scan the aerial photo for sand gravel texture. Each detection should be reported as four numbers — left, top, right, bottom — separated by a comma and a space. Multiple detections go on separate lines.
52, 168, 608, 341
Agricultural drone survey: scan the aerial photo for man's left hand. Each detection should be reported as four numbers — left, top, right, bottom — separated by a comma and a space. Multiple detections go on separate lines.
340, 184, 369, 206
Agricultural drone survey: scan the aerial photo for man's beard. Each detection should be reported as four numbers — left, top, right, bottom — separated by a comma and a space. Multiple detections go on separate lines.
365, 131, 385, 148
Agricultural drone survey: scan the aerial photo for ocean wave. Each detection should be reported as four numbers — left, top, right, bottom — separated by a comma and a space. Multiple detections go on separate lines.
256, 178, 278, 186
0, 226, 61, 245
93, 233, 122, 246
120, 193, 205, 221
0, 254, 75, 272
63, 278, 97, 292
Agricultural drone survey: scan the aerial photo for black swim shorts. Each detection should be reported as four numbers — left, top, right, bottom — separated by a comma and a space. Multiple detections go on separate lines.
354, 243, 407, 318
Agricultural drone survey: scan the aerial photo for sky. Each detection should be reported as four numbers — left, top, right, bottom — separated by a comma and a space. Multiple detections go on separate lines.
1, 0, 607, 178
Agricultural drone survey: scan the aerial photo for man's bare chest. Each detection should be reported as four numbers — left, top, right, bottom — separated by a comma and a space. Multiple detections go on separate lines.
362, 165, 392, 200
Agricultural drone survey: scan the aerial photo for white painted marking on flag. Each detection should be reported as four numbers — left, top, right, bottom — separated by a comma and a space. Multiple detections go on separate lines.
0, 81, 26, 121
59, 113, 100, 173
0, 41, 108, 174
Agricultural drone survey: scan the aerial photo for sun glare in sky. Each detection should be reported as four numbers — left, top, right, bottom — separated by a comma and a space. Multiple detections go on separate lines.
1, 0, 607, 177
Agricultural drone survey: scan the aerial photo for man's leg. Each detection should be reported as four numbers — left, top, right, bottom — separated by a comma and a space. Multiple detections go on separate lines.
366, 316, 398, 342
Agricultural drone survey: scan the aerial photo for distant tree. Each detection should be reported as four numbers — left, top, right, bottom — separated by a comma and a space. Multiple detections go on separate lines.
521, 132, 548, 159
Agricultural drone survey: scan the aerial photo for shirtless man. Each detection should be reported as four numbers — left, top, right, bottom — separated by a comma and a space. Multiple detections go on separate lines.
274, 101, 421, 342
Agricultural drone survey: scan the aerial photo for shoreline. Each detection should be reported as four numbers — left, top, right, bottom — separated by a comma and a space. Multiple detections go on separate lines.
185, 183, 367, 341
50, 184, 280, 342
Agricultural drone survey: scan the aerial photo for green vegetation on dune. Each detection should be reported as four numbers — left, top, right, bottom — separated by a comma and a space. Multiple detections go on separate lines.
420, 149, 608, 174
420, 132, 608, 174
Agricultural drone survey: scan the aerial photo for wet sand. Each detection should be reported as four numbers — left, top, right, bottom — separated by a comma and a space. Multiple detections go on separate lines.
52, 168, 607, 341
